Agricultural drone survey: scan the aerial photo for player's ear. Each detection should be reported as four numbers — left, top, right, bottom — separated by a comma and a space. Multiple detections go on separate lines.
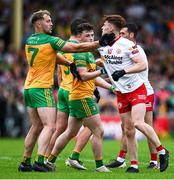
130, 32, 134, 39
35, 20, 41, 27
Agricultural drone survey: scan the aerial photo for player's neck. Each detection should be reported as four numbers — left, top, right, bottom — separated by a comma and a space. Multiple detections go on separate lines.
115, 32, 120, 39
35, 28, 44, 34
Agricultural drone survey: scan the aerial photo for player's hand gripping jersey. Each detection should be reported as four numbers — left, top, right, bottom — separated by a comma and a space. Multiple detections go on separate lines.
69, 51, 96, 100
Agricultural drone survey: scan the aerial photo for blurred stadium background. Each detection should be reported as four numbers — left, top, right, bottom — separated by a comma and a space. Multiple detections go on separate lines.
0, 0, 174, 139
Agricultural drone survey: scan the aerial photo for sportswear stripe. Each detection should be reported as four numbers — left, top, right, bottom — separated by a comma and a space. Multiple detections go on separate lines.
44, 89, 52, 107
81, 99, 91, 116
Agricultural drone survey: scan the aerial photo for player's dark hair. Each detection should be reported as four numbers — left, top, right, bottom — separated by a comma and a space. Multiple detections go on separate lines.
76, 23, 94, 34
70, 18, 88, 35
30, 10, 51, 24
103, 15, 126, 31
124, 23, 138, 37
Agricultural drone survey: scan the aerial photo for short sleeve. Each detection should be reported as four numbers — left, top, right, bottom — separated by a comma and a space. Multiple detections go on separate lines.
50, 36, 66, 51
128, 44, 140, 58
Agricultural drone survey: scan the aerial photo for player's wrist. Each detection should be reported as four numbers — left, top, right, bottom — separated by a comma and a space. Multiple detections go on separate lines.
100, 68, 107, 75
122, 69, 126, 74
109, 85, 116, 93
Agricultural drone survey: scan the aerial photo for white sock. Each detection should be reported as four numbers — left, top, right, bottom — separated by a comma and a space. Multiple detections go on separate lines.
131, 164, 138, 169
117, 157, 125, 163
158, 149, 166, 155
150, 160, 157, 165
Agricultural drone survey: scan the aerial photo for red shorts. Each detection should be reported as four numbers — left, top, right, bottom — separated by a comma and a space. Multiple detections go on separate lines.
146, 94, 154, 112
116, 84, 147, 114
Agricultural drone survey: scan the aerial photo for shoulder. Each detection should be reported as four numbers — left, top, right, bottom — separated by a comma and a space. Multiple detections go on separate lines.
73, 52, 88, 60
137, 44, 147, 58
118, 37, 135, 47
98, 47, 104, 52
47, 34, 59, 42
137, 44, 145, 52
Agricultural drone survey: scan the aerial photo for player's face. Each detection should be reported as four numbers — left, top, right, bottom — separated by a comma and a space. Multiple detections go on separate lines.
101, 21, 114, 35
79, 30, 94, 42
120, 27, 130, 39
41, 14, 53, 34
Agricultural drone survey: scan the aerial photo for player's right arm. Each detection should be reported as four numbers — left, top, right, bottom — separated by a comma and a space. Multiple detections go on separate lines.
50, 35, 100, 53
51, 33, 115, 53
62, 41, 100, 53
62, 32, 115, 52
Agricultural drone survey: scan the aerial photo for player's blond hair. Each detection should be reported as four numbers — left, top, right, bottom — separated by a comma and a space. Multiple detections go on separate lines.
103, 15, 126, 30
30, 10, 51, 24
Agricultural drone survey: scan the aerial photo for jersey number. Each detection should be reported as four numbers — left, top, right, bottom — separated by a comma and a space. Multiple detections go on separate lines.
28, 47, 39, 66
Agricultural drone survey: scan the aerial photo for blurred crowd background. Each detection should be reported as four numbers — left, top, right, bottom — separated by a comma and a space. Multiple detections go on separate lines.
0, 0, 174, 138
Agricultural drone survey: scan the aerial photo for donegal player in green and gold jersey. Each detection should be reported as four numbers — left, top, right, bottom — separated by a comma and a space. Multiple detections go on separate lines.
18, 10, 115, 172
44, 18, 88, 159
46, 21, 115, 172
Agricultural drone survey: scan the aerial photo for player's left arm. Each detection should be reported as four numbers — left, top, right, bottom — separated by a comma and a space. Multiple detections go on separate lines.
112, 45, 147, 81
95, 77, 116, 93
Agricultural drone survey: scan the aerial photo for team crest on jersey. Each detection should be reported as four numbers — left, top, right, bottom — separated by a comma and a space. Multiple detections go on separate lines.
116, 49, 121, 54
108, 48, 113, 54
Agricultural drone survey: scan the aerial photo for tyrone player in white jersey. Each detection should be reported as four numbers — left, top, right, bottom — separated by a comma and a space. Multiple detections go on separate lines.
106, 23, 158, 170
98, 15, 168, 173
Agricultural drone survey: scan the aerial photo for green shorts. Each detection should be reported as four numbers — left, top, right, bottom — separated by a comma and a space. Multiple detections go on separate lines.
24, 88, 56, 108
57, 88, 70, 114
69, 98, 99, 119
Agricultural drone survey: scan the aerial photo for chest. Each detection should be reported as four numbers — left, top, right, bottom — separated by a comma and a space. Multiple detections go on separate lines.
101, 44, 132, 66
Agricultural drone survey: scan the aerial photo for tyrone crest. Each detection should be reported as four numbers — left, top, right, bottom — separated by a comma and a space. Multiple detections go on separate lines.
116, 49, 121, 54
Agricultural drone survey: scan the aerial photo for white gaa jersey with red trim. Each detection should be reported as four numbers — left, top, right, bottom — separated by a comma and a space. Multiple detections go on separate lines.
137, 45, 154, 96
98, 37, 144, 93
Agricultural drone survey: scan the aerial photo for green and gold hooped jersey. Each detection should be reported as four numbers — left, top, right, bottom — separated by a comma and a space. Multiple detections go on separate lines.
24, 33, 66, 89
69, 51, 96, 100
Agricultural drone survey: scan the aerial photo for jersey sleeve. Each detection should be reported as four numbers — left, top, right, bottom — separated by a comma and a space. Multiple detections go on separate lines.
73, 53, 88, 67
127, 43, 140, 58
50, 36, 66, 51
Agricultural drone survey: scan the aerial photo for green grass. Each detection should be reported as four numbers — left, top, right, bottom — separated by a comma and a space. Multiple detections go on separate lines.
0, 138, 173, 179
